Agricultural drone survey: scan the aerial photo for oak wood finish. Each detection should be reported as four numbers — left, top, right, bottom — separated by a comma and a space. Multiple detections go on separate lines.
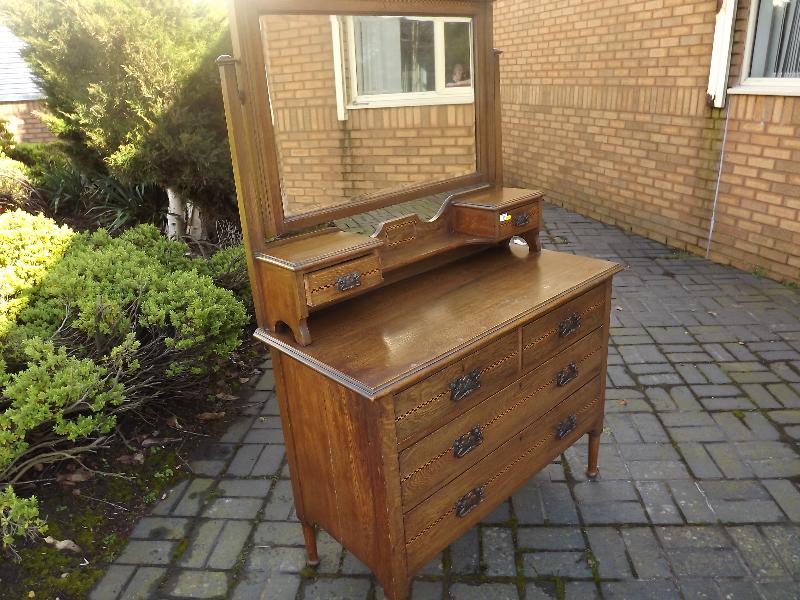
220, 2, 622, 598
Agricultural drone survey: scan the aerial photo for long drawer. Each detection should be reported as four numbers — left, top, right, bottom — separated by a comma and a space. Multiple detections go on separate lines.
522, 283, 607, 372
399, 327, 605, 509
394, 332, 518, 448
403, 377, 604, 572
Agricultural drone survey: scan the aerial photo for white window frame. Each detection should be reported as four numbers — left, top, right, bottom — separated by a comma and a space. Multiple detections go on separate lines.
729, 0, 800, 96
341, 15, 475, 109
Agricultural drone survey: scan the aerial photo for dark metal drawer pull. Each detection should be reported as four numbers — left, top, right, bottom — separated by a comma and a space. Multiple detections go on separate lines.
450, 369, 481, 402
558, 313, 582, 338
455, 487, 485, 518
513, 213, 530, 227
555, 414, 577, 440
555, 362, 579, 387
453, 426, 484, 459
335, 272, 361, 292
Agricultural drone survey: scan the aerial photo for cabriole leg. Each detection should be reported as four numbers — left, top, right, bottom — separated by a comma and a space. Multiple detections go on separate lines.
302, 521, 320, 567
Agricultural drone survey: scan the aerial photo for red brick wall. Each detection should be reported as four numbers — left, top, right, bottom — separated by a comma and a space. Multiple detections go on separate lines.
0, 100, 53, 143
495, 0, 800, 283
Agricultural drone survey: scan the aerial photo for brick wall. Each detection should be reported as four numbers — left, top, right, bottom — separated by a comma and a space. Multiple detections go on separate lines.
495, 0, 800, 283
0, 100, 53, 143
261, 15, 476, 217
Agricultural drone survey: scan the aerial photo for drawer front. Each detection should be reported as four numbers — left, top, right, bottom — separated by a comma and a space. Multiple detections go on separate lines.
399, 327, 605, 509
304, 253, 382, 308
404, 376, 603, 571
498, 201, 539, 238
394, 332, 518, 448
522, 283, 607, 372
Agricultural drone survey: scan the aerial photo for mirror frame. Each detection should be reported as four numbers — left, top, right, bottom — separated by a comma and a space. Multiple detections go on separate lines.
228, 0, 497, 236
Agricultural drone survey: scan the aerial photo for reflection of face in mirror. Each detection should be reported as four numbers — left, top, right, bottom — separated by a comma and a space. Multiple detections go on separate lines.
260, 14, 477, 219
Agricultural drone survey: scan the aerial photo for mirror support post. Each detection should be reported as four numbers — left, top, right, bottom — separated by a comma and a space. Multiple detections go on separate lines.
493, 48, 504, 189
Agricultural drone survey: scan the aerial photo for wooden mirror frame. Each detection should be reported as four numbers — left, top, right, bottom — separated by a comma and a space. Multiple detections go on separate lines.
226, 0, 497, 238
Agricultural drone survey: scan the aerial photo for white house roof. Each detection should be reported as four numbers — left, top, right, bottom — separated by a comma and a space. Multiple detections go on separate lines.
0, 24, 44, 102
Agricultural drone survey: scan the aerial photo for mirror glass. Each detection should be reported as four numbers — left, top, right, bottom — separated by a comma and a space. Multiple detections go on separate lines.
260, 14, 478, 219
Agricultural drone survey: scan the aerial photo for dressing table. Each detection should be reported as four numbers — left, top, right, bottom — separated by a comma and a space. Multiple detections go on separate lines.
218, 2, 621, 597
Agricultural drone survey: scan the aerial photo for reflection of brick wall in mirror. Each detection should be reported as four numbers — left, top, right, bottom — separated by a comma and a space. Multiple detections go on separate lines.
260, 14, 477, 218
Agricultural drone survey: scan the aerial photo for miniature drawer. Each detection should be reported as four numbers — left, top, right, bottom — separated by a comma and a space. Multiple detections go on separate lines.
394, 332, 518, 449
522, 284, 607, 373
452, 200, 539, 239
303, 253, 383, 308
403, 376, 603, 572
399, 327, 605, 509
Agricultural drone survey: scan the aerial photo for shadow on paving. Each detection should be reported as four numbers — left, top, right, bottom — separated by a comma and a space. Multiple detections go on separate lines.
92, 203, 800, 600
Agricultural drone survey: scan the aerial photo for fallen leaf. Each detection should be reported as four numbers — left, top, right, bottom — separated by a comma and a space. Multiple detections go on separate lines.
238, 376, 252, 384
165, 416, 183, 430
708, 311, 717, 317
45, 536, 82, 554
615, 306, 623, 311
196, 412, 226, 421
216, 392, 239, 402
56, 469, 92, 484
616, 399, 628, 406
34, 463, 44, 472
28, 592, 35, 598
116, 453, 144, 465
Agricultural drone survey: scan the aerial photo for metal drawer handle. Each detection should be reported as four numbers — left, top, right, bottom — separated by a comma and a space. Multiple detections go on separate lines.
335, 272, 361, 292
558, 313, 582, 338
513, 213, 530, 227
450, 369, 481, 402
454, 487, 484, 518
555, 414, 577, 440
453, 426, 484, 459
555, 362, 579, 387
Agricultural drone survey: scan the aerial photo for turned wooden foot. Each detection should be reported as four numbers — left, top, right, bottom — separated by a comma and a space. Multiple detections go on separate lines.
586, 424, 602, 480
302, 522, 320, 567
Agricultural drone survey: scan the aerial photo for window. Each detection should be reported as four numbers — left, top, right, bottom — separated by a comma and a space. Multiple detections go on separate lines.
734, 0, 800, 94
344, 16, 474, 108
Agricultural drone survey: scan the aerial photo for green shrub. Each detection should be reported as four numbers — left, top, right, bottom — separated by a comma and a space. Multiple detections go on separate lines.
0, 153, 33, 212
1, 486, 47, 555
0, 217, 247, 552
0, 210, 75, 337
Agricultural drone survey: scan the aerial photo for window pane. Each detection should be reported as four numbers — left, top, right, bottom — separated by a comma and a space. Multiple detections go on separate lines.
445, 21, 472, 88
751, 0, 800, 78
355, 17, 435, 94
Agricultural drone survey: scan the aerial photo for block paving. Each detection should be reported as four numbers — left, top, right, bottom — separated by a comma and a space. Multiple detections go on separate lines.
92, 203, 800, 599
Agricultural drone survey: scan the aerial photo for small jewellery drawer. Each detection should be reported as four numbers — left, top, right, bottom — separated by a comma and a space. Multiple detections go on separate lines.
398, 327, 605, 509
522, 283, 607, 372
394, 333, 518, 448
303, 253, 382, 308
403, 376, 603, 571
498, 201, 539, 238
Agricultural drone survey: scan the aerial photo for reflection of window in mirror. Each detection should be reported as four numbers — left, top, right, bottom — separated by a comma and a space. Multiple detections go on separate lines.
344, 16, 474, 108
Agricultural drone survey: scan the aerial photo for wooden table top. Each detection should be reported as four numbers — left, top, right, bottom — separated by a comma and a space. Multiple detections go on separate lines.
257, 248, 622, 399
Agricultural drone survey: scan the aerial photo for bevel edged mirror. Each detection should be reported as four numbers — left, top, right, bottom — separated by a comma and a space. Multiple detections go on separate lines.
233, 0, 495, 235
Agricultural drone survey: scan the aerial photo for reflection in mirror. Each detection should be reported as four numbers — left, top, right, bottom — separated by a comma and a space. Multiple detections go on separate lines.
260, 14, 478, 219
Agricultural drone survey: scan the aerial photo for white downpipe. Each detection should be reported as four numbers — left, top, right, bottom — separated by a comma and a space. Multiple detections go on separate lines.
706, 102, 731, 259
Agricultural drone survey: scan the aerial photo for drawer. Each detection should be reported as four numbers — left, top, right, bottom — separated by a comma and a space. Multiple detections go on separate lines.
498, 201, 539, 238
399, 327, 605, 509
522, 283, 607, 372
404, 376, 603, 572
394, 332, 518, 448
303, 253, 382, 308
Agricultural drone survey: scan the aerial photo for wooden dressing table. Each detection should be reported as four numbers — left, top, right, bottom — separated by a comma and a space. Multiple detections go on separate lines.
218, 1, 621, 597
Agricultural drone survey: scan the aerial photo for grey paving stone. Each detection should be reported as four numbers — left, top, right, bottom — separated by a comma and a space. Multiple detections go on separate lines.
207, 520, 252, 570
244, 545, 306, 573
575, 480, 648, 524
600, 581, 680, 600
255, 370, 275, 391
763, 479, 800, 521
376, 581, 443, 600
231, 571, 300, 600
89, 565, 136, 600
119, 567, 167, 600
586, 527, 631, 579
251, 445, 285, 476
218, 479, 271, 498
449, 527, 479, 575
151, 480, 191, 516
622, 527, 672, 579
523, 550, 592, 578
203, 497, 262, 520
262, 480, 295, 521
340, 551, 371, 575
449, 582, 520, 600
517, 526, 585, 550
667, 548, 747, 578
168, 571, 228, 599
117, 540, 177, 565
564, 582, 599, 599
302, 578, 371, 600
131, 517, 192, 541
482, 526, 516, 577
677, 442, 723, 479
219, 417, 256, 444
226, 445, 263, 477
180, 520, 225, 569
635, 481, 683, 524
253, 521, 305, 546
727, 525, 789, 578
758, 580, 800, 600
628, 460, 690, 480
172, 479, 216, 517
762, 525, 800, 578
